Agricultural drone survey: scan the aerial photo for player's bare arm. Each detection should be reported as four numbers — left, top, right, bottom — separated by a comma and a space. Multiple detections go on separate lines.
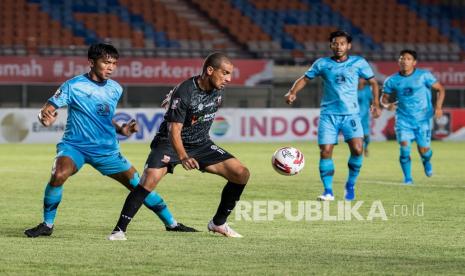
38, 102, 58, 127
168, 122, 199, 170
381, 93, 397, 111
432, 82, 446, 118
113, 119, 139, 137
285, 76, 310, 104
368, 78, 382, 118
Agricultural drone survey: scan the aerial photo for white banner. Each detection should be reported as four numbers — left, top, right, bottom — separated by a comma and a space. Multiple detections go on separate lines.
0, 108, 401, 144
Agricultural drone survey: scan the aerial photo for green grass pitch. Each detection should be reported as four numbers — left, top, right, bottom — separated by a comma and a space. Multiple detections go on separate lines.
0, 142, 464, 275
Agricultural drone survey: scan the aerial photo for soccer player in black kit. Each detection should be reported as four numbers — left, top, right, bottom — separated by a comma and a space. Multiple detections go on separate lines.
108, 53, 250, 240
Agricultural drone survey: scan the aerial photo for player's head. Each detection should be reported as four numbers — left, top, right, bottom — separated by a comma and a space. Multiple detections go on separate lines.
87, 43, 119, 81
398, 49, 417, 73
202, 52, 233, 90
329, 30, 352, 58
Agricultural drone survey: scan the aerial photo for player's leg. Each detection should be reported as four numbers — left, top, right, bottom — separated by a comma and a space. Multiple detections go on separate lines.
204, 157, 249, 238
396, 124, 415, 184
318, 144, 335, 201
361, 114, 371, 157
317, 114, 338, 201
108, 167, 167, 240
416, 121, 433, 177
107, 164, 197, 232
342, 114, 364, 201
108, 140, 177, 240
25, 143, 83, 237
345, 138, 364, 200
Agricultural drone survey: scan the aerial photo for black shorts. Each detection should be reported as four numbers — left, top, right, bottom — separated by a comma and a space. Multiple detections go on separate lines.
145, 137, 234, 173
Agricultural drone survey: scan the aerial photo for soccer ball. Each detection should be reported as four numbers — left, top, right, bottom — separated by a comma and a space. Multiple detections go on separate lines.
271, 147, 305, 176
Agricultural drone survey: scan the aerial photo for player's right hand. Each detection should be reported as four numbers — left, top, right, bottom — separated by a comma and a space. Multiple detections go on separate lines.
38, 109, 57, 127
284, 91, 296, 104
181, 157, 199, 170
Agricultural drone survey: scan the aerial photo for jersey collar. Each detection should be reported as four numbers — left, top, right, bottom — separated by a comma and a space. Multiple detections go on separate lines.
84, 73, 108, 86
330, 55, 350, 63
399, 68, 416, 77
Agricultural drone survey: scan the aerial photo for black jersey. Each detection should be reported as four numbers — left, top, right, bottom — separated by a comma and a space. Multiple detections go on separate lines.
156, 76, 224, 146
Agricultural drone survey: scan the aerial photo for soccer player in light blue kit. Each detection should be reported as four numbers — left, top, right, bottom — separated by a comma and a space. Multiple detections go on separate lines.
382, 49, 445, 184
24, 43, 197, 237
285, 30, 381, 201
358, 78, 373, 156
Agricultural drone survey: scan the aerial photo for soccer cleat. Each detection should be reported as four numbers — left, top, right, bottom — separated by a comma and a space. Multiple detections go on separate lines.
107, 230, 127, 241
207, 220, 242, 238
344, 182, 356, 201
344, 187, 355, 201
423, 162, 433, 177
317, 193, 335, 201
166, 223, 199, 232
403, 178, 414, 185
24, 222, 53, 238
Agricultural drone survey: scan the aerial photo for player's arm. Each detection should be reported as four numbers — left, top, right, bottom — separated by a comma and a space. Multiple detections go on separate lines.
432, 82, 446, 118
380, 93, 397, 111
168, 122, 199, 170
38, 102, 58, 127
285, 75, 311, 104
367, 78, 382, 118
113, 119, 139, 137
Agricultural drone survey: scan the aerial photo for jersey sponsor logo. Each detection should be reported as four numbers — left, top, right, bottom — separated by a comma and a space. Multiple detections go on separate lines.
171, 98, 180, 110
96, 103, 110, 116
53, 88, 62, 98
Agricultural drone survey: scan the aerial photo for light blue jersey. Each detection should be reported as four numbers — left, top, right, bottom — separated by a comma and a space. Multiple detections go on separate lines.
48, 74, 123, 156
358, 84, 372, 135
305, 56, 375, 115
383, 68, 437, 123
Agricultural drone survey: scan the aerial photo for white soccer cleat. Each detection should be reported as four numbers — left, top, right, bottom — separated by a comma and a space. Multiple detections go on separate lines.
207, 220, 243, 238
107, 230, 127, 241
317, 193, 335, 201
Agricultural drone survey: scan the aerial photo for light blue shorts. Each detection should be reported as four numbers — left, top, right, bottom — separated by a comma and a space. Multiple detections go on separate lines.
395, 119, 432, 148
318, 114, 364, 145
56, 142, 132, 175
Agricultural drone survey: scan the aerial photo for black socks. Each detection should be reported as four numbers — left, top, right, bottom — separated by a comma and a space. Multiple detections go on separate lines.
212, 181, 246, 226
114, 185, 150, 232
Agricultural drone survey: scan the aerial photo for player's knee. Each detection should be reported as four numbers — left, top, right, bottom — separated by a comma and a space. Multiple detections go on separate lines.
418, 147, 430, 155
352, 147, 363, 156
232, 166, 250, 185
320, 148, 332, 159
50, 170, 70, 185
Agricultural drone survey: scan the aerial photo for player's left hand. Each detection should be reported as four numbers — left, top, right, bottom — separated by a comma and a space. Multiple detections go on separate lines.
434, 108, 443, 119
284, 91, 297, 105
120, 119, 139, 137
370, 105, 382, 118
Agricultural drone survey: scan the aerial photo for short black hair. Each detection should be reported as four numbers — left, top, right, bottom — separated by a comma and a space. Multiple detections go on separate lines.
87, 43, 119, 61
202, 52, 230, 73
329, 30, 352, 43
400, 49, 417, 60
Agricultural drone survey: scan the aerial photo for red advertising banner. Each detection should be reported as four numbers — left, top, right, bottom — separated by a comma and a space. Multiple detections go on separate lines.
0, 57, 273, 86
371, 62, 465, 88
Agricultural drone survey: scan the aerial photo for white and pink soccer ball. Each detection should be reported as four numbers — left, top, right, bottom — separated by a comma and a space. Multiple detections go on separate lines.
271, 147, 305, 176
